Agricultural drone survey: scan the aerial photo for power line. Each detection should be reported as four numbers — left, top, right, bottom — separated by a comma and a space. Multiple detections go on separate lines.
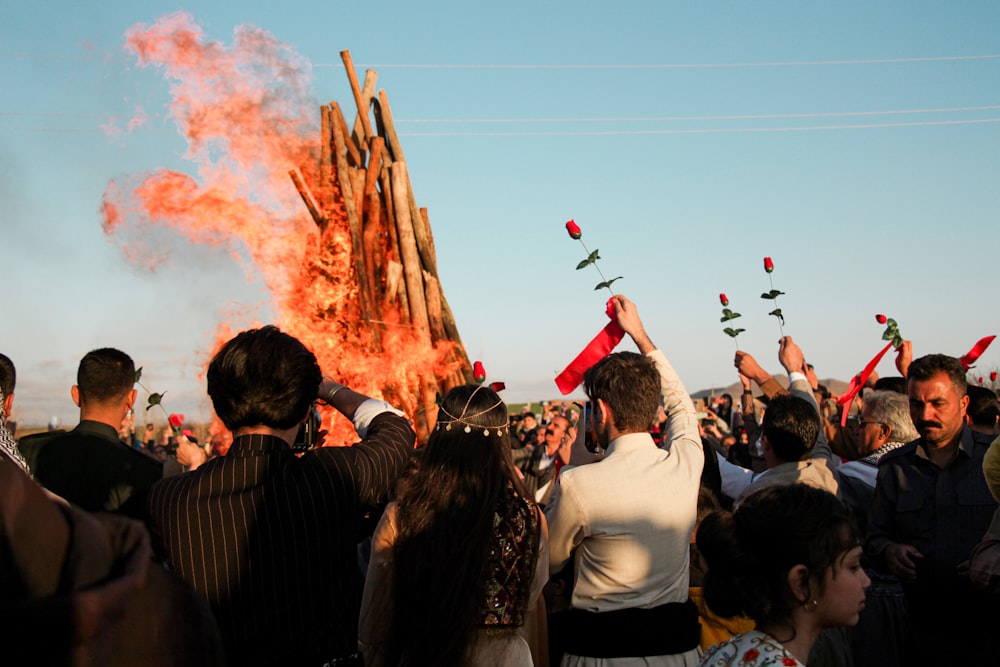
338, 55, 1000, 69
397, 105, 1000, 124
8, 118, 1000, 136
4, 51, 1000, 69
6, 105, 1000, 125
398, 118, 1000, 137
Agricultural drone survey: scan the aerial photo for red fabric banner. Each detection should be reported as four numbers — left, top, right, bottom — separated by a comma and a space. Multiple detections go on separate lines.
836, 342, 894, 427
958, 335, 996, 370
554, 299, 625, 395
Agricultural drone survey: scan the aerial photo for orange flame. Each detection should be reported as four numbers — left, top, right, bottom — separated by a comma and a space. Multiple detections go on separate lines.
103, 12, 459, 445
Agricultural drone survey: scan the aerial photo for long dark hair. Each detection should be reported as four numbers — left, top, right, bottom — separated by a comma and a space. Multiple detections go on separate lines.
387, 384, 533, 666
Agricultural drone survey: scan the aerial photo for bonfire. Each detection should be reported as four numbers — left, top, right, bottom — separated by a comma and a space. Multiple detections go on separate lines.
101, 13, 471, 445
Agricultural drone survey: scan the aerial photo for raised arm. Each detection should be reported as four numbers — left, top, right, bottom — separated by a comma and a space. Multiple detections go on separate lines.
734, 350, 788, 401
611, 296, 701, 466
778, 336, 834, 465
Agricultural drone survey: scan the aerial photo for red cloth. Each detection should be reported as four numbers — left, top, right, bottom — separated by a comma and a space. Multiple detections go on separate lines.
959, 335, 996, 370
837, 342, 894, 427
554, 299, 625, 395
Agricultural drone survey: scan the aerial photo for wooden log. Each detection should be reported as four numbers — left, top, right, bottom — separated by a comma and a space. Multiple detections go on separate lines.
391, 161, 430, 342
377, 89, 439, 277
362, 139, 386, 302
331, 100, 362, 169
363, 189, 384, 305
385, 260, 404, 307
373, 94, 469, 376
331, 101, 379, 348
364, 137, 384, 202
340, 50, 375, 146
419, 373, 440, 444
352, 70, 378, 151
422, 271, 447, 342
376, 89, 405, 163
379, 161, 401, 265
379, 168, 410, 323
288, 167, 326, 229
319, 105, 333, 226
416, 207, 438, 276
351, 168, 366, 226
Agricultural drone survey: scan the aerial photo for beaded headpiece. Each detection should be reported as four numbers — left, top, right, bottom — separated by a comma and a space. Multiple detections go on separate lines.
435, 385, 508, 437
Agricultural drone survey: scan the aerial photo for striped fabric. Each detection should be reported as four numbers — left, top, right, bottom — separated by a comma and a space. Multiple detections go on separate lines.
146, 412, 414, 667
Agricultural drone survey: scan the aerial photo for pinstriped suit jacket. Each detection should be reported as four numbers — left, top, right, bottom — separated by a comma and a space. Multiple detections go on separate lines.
146, 412, 414, 667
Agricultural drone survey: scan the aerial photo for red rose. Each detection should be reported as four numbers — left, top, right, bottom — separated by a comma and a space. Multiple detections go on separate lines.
876, 314, 887, 324
763, 257, 774, 273
565, 219, 582, 240
720, 293, 729, 307
168, 413, 184, 428
991, 372, 998, 382
489, 381, 506, 393
979, 377, 985, 384
472, 361, 487, 384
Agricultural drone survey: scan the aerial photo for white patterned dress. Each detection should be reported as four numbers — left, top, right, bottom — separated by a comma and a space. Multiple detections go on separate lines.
699, 631, 804, 667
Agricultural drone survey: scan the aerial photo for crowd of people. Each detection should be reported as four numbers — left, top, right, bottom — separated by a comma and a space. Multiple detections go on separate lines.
1, 293, 998, 666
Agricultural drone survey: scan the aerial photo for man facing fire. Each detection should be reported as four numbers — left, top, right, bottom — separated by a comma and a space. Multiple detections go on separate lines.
145, 325, 415, 667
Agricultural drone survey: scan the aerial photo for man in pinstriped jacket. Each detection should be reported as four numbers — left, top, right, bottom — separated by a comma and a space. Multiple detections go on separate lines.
146, 325, 414, 667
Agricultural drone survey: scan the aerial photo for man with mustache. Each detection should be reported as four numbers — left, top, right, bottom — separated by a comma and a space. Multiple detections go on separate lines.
867, 354, 999, 665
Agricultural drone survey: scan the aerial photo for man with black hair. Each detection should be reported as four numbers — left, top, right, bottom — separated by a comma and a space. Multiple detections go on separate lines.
727, 337, 839, 504
146, 325, 414, 667
0, 352, 29, 472
965, 384, 999, 440
867, 354, 999, 664
19, 348, 162, 518
545, 295, 704, 664
0, 353, 15, 425
522, 413, 574, 506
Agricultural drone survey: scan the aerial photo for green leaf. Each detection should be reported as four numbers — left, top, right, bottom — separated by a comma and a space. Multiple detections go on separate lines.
720, 310, 742, 322
769, 308, 784, 325
576, 249, 601, 270
760, 290, 785, 300
594, 277, 623, 291
886, 318, 898, 330
147, 392, 165, 407
134, 367, 143, 382
881, 329, 896, 342
723, 327, 745, 338
892, 334, 904, 349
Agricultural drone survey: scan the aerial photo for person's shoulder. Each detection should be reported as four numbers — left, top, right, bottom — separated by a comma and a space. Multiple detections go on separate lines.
555, 457, 607, 487
16, 430, 65, 460
970, 428, 996, 450
120, 443, 165, 472
16, 429, 67, 445
150, 459, 206, 496
878, 440, 918, 465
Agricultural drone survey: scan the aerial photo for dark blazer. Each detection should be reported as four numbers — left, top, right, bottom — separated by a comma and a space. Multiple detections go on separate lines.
146, 411, 414, 667
19, 420, 163, 519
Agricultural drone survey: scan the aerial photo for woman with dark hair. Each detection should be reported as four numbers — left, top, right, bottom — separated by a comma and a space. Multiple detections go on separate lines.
697, 484, 870, 666
359, 384, 548, 666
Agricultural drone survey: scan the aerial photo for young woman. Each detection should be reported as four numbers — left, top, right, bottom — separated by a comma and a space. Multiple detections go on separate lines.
359, 384, 548, 667
697, 484, 869, 667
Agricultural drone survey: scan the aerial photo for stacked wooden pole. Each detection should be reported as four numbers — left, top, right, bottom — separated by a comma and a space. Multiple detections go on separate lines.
289, 50, 473, 441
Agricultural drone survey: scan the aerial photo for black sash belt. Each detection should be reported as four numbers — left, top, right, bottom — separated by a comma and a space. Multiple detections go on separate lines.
555, 598, 700, 658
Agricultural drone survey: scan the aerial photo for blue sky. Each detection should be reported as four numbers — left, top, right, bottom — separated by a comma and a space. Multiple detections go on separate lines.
3, 1, 999, 426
